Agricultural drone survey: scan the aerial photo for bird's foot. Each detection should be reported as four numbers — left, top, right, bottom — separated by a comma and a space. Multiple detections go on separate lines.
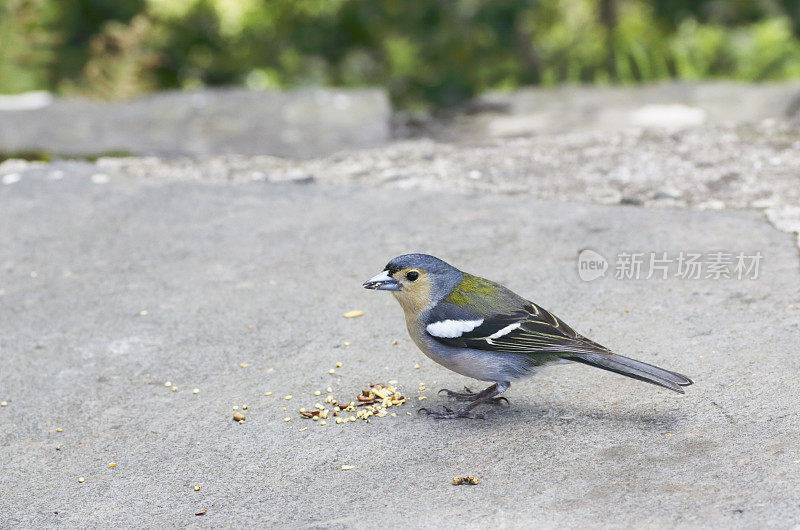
418, 405, 485, 420
438, 387, 510, 407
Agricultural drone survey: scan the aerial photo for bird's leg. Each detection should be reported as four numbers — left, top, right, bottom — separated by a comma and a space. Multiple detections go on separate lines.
420, 381, 511, 419
438, 383, 510, 406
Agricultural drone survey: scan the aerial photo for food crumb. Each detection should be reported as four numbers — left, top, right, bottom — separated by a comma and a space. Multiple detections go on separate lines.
343, 310, 364, 318
233, 412, 245, 422
0, 401, 7, 406
452, 476, 479, 485
264, 392, 272, 396
285, 395, 292, 400
335, 362, 343, 368
341, 465, 355, 470
239, 362, 248, 368
194, 485, 201, 491
164, 381, 172, 387
108, 462, 116, 468
192, 388, 200, 394
329, 369, 335, 374
56, 428, 63, 432
78, 477, 85, 483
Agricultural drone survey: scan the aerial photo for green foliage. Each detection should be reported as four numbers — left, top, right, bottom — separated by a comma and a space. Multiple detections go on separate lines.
3, 0, 800, 109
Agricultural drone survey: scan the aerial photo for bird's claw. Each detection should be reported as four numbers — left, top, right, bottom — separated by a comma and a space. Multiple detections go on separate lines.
438, 387, 510, 407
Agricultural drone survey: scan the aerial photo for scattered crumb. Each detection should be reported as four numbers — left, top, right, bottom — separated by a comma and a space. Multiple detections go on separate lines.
56, 428, 63, 432
343, 310, 364, 318
233, 412, 245, 422
194, 485, 201, 491
329, 369, 335, 374
341, 465, 355, 470
283, 417, 291, 422
192, 388, 200, 394
242, 405, 248, 410
78, 477, 85, 483
314, 390, 321, 396
452, 476, 479, 485
239, 362, 248, 368
264, 392, 272, 396
195, 510, 207, 516
171, 386, 178, 392
139, 310, 148, 316
108, 462, 116, 468
343, 342, 351, 346
335, 362, 343, 368
0, 401, 6, 406
392, 339, 398, 345
266, 368, 274, 373
164, 381, 172, 387
414, 363, 420, 369
285, 395, 292, 400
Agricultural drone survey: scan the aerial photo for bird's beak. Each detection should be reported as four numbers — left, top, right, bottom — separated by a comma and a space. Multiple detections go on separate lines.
363, 270, 401, 291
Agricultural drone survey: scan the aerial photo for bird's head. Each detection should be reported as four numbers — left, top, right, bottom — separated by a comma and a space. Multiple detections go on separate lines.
363, 254, 462, 313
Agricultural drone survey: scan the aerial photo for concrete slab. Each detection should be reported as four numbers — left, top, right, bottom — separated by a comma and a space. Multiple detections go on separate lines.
1, 169, 799, 527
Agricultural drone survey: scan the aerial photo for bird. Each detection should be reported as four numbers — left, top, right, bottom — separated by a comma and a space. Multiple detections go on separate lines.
363, 253, 692, 419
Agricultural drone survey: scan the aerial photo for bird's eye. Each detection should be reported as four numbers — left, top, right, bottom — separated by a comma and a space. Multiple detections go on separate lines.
406, 270, 420, 282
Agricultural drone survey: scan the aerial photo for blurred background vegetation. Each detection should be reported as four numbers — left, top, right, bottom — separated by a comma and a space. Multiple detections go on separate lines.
2, 0, 800, 110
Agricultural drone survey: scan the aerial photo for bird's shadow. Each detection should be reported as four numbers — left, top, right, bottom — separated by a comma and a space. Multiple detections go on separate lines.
417, 397, 684, 433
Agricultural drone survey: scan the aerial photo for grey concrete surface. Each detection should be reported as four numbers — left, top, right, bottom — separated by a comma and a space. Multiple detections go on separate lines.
1, 167, 799, 528
64, 118, 800, 248
446, 81, 800, 139
0, 88, 390, 158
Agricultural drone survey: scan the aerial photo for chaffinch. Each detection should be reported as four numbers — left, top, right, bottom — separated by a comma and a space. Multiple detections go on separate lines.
364, 253, 692, 419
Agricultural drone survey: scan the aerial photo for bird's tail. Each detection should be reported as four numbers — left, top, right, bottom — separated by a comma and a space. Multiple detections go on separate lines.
566, 352, 693, 393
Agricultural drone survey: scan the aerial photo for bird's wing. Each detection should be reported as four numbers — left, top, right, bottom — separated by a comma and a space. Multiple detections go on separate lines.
424, 301, 610, 356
